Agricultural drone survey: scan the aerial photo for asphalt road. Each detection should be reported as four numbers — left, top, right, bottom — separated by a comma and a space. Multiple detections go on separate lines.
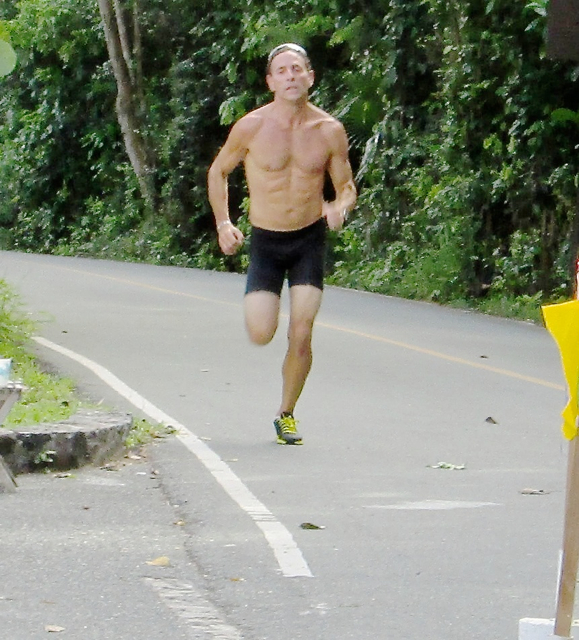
0, 250, 570, 640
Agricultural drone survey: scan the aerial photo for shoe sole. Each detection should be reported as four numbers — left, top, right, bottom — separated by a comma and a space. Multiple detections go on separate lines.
276, 436, 303, 445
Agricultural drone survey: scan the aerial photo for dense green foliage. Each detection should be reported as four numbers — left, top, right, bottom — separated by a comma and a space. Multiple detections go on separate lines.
1, 0, 578, 316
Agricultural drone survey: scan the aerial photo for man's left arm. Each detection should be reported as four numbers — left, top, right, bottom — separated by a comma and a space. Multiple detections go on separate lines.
322, 121, 357, 231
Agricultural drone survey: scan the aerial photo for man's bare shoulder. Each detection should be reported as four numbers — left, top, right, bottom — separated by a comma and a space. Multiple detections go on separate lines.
234, 105, 271, 130
307, 104, 345, 132
229, 107, 270, 144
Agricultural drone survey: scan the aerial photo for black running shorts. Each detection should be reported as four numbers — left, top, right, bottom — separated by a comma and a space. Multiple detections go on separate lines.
245, 218, 326, 296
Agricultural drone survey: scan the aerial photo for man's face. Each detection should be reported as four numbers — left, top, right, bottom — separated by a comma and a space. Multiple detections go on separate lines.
266, 51, 314, 101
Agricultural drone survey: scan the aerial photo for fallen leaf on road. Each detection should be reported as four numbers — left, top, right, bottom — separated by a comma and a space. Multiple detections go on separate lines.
520, 488, 550, 495
45, 625, 65, 633
300, 522, 326, 530
427, 462, 466, 470
101, 462, 121, 471
146, 556, 170, 567
485, 416, 498, 424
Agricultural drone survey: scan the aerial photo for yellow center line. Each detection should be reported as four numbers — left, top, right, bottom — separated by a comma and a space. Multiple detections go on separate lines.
51, 264, 240, 308
317, 321, 564, 390
47, 261, 565, 391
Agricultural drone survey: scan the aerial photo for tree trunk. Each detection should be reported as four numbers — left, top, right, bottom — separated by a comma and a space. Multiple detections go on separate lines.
568, 186, 579, 296
132, 0, 145, 119
97, 0, 156, 211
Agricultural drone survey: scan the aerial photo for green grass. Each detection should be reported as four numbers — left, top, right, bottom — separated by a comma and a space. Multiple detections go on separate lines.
0, 278, 82, 427
0, 278, 172, 449
4, 359, 81, 427
471, 293, 545, 324
125, 419, 177, 449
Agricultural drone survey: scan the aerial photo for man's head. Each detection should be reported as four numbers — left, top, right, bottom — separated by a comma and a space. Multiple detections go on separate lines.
266, 43, 314, 101
266, 43, 311, 75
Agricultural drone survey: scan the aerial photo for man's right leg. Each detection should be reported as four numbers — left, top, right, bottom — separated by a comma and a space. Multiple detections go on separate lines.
244, 290, 280, 345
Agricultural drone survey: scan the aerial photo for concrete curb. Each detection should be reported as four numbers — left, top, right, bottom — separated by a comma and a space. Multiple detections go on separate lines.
0, 409, 133, 475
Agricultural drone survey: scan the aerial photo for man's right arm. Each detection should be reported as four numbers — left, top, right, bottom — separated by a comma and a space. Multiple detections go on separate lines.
207, 119, 251, 255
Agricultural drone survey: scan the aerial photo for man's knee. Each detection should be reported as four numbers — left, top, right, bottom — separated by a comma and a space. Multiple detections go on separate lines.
246, 321, 277, 345
244, 291, 280, 345
287, 319, 314, 353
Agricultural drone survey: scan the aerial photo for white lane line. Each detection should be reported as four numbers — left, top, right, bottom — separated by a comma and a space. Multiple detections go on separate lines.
144, 577, 243, 639
33, 336, 313, 578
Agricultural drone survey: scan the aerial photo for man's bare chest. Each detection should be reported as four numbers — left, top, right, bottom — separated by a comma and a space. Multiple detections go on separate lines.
247, 125, 330, 174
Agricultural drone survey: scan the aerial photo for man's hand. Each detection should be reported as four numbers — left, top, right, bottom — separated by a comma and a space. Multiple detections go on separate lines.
322, 201, 347, 231
218, 222, 245, 255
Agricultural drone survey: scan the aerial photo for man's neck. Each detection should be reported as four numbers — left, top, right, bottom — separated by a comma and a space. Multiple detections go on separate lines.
271, 97, 310, 126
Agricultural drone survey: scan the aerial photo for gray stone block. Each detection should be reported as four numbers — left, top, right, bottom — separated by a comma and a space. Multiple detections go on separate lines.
1, 409, 133, 475
0, 454, 17, 493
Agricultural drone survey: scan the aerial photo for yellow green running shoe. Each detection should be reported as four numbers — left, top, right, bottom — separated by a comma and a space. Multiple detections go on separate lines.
273, 412, 303, 445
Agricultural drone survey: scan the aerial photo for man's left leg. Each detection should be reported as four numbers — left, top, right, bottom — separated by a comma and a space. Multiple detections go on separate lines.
273, 284, 322, 444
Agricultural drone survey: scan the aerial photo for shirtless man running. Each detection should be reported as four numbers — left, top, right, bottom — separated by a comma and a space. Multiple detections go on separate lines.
207, 43, 357, 445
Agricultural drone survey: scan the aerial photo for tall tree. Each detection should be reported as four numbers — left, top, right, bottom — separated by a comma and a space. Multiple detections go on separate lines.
97, 0, 156, 210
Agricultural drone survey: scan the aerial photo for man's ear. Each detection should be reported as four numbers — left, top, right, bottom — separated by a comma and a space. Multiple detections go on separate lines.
308, 70, 315, 88
266, 73, 275, 92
